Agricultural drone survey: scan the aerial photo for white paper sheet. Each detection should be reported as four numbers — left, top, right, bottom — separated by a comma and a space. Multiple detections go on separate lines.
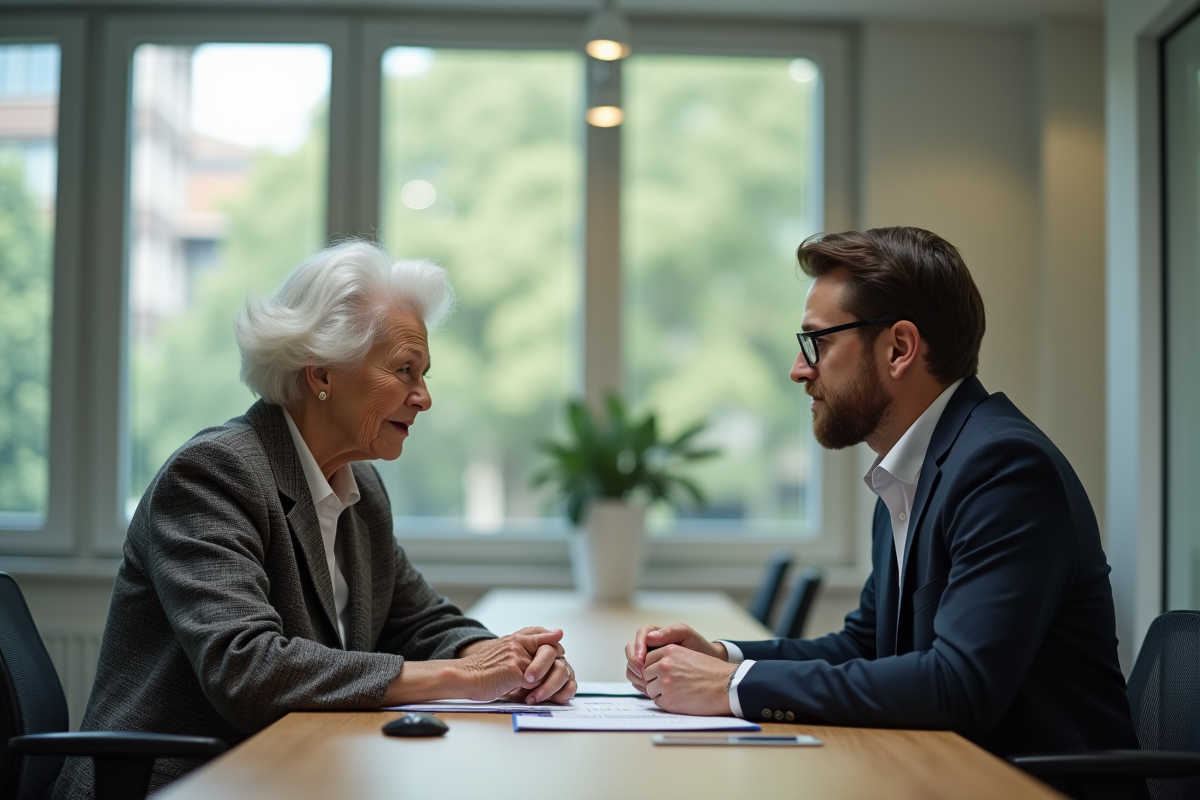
383, 699, 551, 715
514, 715, 762, 732
512, 696, 761, 732
574, 681, 645, 697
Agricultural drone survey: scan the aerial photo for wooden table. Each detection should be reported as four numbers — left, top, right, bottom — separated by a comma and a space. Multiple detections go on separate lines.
158, 589, 1063, 800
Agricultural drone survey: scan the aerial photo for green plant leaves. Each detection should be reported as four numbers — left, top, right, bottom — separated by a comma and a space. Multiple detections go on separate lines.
532, 393, 719, 526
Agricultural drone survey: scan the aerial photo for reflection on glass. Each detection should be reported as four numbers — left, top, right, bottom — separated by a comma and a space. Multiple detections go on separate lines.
379, 47, 582, 532
0, 43, 59, 524
623, 55, 822, 535
126, 44, 330, 513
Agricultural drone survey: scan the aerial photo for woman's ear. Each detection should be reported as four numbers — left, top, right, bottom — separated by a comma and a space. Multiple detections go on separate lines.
885, 321, 923, 380
304, 365, 332, 400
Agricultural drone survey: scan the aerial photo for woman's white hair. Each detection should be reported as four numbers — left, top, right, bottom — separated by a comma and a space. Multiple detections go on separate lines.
235, 239, 455, 407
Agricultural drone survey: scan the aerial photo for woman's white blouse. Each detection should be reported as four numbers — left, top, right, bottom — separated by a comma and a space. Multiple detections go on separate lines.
281, 407, 358, 647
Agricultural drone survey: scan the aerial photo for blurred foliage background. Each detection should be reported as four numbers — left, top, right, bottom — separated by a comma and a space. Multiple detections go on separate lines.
623, 56, 819, 529
0, 158, 52, 515
376, 50, 581, 528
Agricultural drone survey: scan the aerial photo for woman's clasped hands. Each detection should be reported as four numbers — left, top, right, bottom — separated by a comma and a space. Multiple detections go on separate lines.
457, 627, 577, 704
385, 626, 577, 707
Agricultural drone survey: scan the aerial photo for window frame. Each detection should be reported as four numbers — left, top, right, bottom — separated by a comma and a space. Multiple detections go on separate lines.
0, 14, 87, 555
0, 6, 870, 593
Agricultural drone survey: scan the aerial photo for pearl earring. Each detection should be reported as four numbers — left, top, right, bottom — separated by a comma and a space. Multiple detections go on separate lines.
318, 391, 327, 401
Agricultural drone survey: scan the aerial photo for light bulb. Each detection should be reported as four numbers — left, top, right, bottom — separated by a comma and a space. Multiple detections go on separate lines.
583, 4, 632, 61
586, 106, 624, 127
587, 39, 631, 61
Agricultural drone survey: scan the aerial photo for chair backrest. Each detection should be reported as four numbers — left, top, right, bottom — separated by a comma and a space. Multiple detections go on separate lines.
1127, 610, 1200, 800
747, 550, 792, 628
774, 566, 823, 639
1128, 609, 1200, 752
0, 572, 70, 800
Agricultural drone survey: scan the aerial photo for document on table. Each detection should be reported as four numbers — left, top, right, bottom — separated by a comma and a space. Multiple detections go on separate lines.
383, 682, 642, 712
574, 681, 644, 697
512, 696, 761, 732
383, 700, 551, 715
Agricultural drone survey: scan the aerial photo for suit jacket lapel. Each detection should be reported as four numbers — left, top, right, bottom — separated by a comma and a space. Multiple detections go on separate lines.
245, 401, 341, 643
338, 491, 374, 652
893, 377, 990, 644
872, 499, 900, 658
898, 457, 940, 598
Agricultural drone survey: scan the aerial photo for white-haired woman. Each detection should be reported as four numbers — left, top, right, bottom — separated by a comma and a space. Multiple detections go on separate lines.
53, 241, 576, 798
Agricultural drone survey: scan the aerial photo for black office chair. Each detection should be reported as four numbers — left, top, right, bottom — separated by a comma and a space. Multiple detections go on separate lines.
1009, 610, 1200, 800
774, 566, 823, 639
0, 571, 226, 800
747, 549, 792, 628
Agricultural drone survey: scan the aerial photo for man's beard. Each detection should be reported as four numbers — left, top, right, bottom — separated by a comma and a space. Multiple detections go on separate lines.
807, 349, 891, 450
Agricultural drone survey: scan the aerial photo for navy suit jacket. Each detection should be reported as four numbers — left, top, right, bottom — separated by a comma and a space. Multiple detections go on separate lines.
730, 377, 1138, 756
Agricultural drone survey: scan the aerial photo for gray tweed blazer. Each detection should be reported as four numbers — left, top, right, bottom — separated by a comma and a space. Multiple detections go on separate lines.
53, 401, 495, 798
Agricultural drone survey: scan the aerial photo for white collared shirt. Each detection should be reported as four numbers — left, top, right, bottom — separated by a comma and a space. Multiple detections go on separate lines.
720, 378, 965, 719
864, 378, 963, 570
281, 407, 359, 647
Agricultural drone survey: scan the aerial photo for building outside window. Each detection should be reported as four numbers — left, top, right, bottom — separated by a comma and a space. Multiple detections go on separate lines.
124, 43, 330, 513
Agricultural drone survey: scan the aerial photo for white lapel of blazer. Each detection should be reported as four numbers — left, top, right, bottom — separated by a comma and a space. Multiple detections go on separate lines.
248, 401, 342, 644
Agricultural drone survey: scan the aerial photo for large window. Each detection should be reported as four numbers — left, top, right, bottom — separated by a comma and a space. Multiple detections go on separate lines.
124, 43, 330, 511
623, 54, 822, 535
0, 10, 853, 582
377, 47, 582, 532
0, 43, 59, 527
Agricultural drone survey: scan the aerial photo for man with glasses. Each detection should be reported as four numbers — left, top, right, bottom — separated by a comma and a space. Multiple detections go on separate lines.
625, 227, 1138, 761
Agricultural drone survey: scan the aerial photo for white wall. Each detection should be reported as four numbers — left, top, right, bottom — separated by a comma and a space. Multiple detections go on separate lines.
861, 20, 1040, 413
1037, 19, 1107, 533
857, 19, 1106, 513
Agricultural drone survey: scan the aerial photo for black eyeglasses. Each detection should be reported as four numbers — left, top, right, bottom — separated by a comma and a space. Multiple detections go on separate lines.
795, 314, 902, 367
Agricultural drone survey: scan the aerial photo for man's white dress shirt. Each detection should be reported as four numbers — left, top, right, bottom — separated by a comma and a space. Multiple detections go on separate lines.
282, 408, 359, 647
719, 378, 964, 718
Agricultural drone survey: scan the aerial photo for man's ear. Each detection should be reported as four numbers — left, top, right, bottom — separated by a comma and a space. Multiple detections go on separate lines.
304, 365, 332, 399
884, 321, 923, 380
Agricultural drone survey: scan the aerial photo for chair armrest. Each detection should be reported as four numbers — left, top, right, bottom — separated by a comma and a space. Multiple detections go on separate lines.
9, 732, 226, 759
1009, 750, 1200, 779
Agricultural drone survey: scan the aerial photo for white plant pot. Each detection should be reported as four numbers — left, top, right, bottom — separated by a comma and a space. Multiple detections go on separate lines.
570, 499, 646, 603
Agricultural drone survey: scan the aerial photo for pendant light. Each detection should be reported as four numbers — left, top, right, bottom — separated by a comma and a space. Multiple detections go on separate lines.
584, 0, 632, 62
584, 1, 629, 127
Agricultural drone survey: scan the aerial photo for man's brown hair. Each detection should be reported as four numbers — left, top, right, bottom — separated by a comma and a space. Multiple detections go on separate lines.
796, 227, 986, 385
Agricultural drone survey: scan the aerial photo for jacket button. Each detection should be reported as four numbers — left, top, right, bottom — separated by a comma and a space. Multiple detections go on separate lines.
774, 710, 784, 721
761, 709, 772, 719
785, 711, 795, 722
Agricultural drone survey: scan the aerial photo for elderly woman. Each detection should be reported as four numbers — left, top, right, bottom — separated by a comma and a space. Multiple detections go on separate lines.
53, 241, 576, 798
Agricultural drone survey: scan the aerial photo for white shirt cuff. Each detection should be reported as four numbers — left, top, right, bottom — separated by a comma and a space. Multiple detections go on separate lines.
726, 660, 756, 719
716, 640, 744, 664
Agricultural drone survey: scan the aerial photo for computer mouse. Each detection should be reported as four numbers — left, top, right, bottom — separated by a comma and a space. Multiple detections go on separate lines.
382, 712, 449, 738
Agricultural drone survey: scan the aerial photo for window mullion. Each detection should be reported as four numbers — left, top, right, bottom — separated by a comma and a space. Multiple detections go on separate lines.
325, 20, 361, 240
86, 12, 136, 556
582, 56, 622, 409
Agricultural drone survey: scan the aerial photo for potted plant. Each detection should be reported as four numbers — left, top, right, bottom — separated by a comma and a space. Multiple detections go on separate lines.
531, 394, 718, 602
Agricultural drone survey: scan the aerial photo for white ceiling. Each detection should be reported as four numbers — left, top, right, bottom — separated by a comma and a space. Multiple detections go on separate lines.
4, 0, 1104, 24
